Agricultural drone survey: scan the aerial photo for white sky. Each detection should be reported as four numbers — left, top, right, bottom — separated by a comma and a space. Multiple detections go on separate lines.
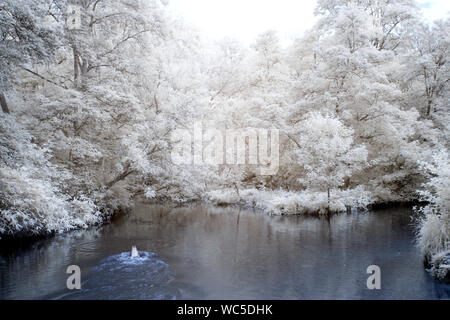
167, 0, 450, 47
417, 0, 450, 21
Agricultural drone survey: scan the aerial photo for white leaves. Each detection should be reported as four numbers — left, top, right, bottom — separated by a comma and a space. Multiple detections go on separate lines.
0, 0, 60, 90
1, 0, 449, 238
206, 187, 373, 215
144, 187, 157, 199
295, 112, 367, 190
0, 165, 102, 236
415, 151, 450, 259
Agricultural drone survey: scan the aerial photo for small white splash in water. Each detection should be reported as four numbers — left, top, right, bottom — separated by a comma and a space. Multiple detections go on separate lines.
131, 246, 139, 258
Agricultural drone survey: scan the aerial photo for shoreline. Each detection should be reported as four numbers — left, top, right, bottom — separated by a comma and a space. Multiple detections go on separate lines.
0, 200, 417, 243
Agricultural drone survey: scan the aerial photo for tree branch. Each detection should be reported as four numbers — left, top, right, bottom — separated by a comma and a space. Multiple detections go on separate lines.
21, 67, 67, 89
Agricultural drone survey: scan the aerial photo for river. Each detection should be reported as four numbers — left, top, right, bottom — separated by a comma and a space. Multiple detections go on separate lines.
0, 204, 449, 299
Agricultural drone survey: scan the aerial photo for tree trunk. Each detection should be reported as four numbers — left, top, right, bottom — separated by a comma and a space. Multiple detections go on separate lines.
426, 99, 432, 117
80, 59, 89, 90
105, 165, 135, 190
327, 188, 331, 214
73, 46, 80, 88
0, 92, 10, 114
423, 67, 433, 117
233, 182, 240, 198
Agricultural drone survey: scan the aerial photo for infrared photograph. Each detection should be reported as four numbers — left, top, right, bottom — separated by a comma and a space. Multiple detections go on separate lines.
0, 0, 449, 316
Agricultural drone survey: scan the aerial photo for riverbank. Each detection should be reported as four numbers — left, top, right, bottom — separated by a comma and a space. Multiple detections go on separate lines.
203, 187, 411, 216
1, 193, 416, 241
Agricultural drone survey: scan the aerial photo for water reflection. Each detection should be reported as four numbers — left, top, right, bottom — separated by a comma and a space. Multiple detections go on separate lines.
0, 204, 449, 299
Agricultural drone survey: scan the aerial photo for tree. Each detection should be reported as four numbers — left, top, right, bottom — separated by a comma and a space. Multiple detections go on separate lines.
415, 151, 450, 267
287, 0, 434, 201
0, 0, 60, 112
13, 0, 211, 207
64, 0, 164, 90
403, 18, 450, 119
295, 112, 368, 212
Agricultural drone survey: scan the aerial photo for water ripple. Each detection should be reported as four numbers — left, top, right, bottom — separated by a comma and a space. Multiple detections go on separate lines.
68, 251, 179, 300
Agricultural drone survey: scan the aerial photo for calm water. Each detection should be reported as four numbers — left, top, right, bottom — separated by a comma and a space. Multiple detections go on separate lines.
0, 204, 449, 300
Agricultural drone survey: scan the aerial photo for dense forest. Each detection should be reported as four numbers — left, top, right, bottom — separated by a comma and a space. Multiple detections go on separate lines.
0, 0, 448, 278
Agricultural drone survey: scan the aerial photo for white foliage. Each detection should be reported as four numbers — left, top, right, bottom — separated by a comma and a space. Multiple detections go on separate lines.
0, 114, 102, 238
206, 186, 373, 216
415, 151, 450, 261
0, 0, 448, 246
295, 112, 368, 192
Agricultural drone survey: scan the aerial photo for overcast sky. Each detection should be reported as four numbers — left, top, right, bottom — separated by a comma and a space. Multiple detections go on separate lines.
167, 0, 450, 46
